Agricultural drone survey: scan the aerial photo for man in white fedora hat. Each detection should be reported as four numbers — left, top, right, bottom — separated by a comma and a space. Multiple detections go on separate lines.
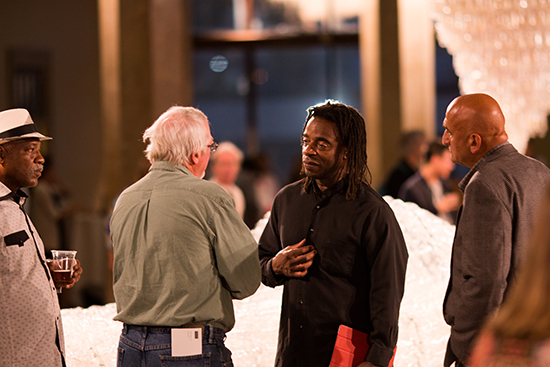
0, 108, 82, 367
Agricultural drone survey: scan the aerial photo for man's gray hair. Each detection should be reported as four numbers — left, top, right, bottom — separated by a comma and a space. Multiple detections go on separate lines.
143, 106, 209, 165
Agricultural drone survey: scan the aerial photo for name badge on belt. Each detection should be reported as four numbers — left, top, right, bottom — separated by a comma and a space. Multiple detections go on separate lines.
171, 328, 202, 357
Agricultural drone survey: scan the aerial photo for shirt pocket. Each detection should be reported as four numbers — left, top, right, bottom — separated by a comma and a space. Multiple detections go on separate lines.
319, 238, 357, 278
4, 230, 29, 247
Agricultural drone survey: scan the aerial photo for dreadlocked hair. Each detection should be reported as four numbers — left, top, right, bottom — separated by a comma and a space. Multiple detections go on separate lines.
302, 100, 371, 200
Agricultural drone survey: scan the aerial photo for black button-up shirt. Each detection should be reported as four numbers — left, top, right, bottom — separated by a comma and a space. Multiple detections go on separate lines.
259, 178, 408, 367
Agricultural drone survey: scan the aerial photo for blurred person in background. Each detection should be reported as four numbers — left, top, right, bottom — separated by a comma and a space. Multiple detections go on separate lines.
470, 186, 550, 366
236, 156, 261, 229
30, 157, 76, 253
236, 153, 281, 228
238, 153, 281, 218
378, 130, 427, 198
253, 154, 280, 216
398, 141, 461, 224
209, 141, 246, 218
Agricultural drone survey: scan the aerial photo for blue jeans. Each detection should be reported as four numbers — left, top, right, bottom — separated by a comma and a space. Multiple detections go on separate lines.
117, 324, 234, 367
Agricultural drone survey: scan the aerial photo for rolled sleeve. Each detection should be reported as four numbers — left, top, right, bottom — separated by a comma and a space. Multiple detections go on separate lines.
212, 204, 261, 299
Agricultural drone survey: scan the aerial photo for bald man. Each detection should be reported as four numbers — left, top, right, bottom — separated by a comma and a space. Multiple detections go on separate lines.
441, 93, 550, 367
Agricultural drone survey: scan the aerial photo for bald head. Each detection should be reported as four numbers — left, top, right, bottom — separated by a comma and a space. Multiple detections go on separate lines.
447, 94, 507, 139
442, 93, 509, 168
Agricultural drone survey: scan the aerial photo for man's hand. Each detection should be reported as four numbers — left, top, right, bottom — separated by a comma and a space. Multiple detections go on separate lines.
63, 259, 83, 289
47, 259, 83, 289
271, 239, 316, 278
436, 192, 461, 213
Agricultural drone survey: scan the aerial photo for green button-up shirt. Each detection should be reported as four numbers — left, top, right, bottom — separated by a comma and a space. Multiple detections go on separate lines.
111, 161, 260, 331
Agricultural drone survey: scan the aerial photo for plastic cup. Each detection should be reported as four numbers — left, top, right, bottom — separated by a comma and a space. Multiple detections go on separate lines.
49, 250, 77, 293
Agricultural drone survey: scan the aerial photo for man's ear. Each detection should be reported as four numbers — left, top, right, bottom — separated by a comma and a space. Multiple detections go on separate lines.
189, 152, 200, 166
469, 133, 482, 155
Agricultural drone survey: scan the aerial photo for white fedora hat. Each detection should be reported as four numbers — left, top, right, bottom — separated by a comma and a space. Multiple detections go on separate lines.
0, 108, 52, 144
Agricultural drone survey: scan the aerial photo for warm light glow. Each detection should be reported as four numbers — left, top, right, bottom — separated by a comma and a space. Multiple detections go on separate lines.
268, 0, 364, 30
430, 0, 550, 153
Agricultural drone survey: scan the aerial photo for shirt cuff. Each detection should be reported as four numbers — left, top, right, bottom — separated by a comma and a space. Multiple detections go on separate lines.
264, 259, 285, 286
366, 344, 395, 367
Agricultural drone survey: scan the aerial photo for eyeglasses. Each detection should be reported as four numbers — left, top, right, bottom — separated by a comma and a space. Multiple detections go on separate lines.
207, 141, 219, 152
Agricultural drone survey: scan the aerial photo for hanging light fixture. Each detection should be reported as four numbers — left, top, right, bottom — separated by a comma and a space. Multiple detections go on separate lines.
430, 0, 550, 153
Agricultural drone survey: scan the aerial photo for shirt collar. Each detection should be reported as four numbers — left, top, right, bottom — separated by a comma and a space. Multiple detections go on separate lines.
311, 176, 349, 199
0, 181, 28, 204
150, 160, 193, 175
459, 141, 516, 192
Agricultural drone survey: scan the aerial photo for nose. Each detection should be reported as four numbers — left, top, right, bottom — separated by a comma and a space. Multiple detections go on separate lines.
36, 150, 45, 164
302, 143, 316, 155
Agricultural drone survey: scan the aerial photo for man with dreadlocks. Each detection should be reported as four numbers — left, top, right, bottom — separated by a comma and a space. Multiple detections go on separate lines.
258, 101, 408, 367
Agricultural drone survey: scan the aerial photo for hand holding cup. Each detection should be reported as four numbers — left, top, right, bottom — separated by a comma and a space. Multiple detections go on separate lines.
47, 250, 83, 292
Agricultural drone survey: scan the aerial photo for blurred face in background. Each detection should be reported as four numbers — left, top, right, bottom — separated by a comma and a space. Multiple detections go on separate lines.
409, 139, 428, 171
211, 150, 240, 185
434, 150, 455, 180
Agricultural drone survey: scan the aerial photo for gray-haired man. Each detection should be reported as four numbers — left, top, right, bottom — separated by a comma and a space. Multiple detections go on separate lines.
111, 106, 260, 367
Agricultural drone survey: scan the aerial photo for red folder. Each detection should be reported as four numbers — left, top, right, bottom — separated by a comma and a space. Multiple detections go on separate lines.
329, 325, 396, 367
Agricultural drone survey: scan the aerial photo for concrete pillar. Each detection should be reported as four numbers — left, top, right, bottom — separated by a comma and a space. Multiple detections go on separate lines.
398, 0, 435, 135
361, 0, 383, 187
119, 0, 152, 186
150, 0, 194, 117
360, 0, 435, 188
98, 0, 123, 211
97, 0, 194, 211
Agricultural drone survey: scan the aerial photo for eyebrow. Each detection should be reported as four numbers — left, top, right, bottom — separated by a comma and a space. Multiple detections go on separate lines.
302, 133, 330, 142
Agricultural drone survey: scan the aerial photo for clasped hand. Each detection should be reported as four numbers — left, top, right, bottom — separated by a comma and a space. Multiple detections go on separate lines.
271, 239, 316, 278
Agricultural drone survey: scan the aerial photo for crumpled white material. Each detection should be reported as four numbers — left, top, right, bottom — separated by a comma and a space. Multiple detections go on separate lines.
61, 197, 454, 367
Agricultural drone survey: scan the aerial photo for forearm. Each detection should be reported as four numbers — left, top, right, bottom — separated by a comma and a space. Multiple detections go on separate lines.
214, 214, 261, 298
226, 249, 261, 299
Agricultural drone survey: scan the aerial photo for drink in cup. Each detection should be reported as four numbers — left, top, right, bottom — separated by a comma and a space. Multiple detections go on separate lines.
48, 250, 77, 292
51, 260, 73, 282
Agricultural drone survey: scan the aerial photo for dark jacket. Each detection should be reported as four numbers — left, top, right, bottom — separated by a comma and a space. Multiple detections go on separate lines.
443, 142, 550, 366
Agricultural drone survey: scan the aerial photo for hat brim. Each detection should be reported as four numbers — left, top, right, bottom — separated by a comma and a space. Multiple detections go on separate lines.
0, 132, 52, 145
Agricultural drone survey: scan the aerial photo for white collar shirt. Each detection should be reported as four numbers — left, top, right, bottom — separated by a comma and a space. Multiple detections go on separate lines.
0, 181, 64, 366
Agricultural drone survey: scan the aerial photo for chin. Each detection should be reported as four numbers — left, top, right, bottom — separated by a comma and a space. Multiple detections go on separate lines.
303, 168, 316, 178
